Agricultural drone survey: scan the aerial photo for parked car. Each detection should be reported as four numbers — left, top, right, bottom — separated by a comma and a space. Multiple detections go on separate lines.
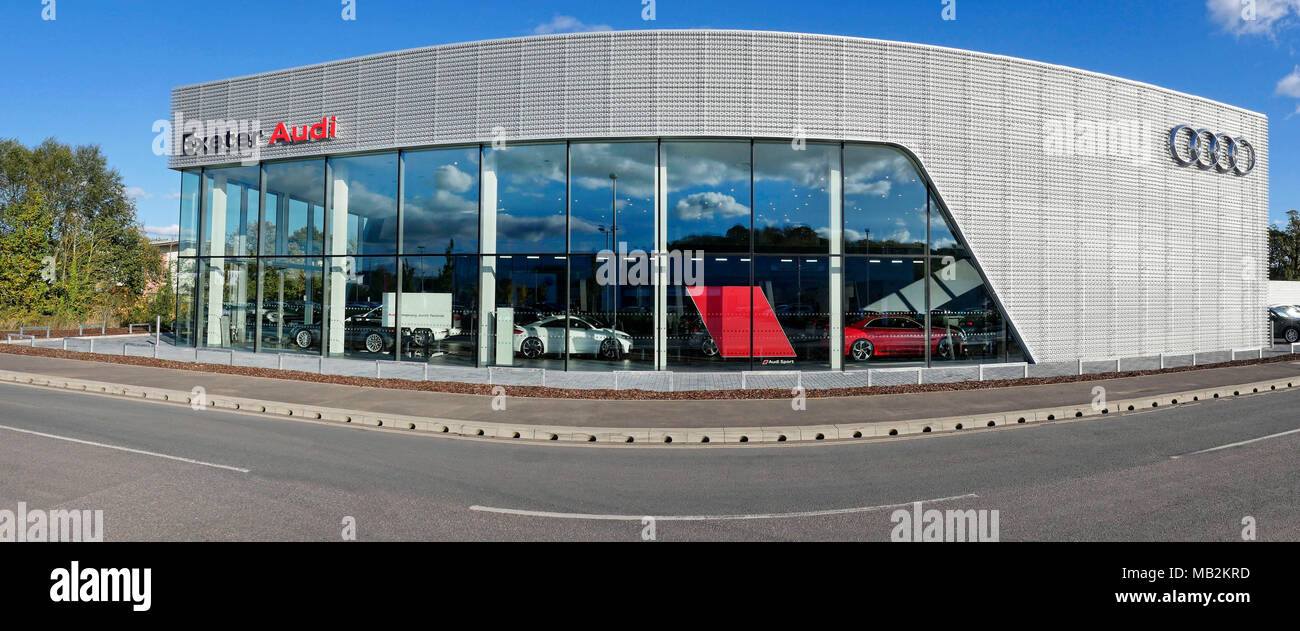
275, 303, 395, 354
513, 315, 633, 360
841, 315, 966, 361
1270, 305, 1300, 344
675, 312, 719, 357
932, 310, 1000, 359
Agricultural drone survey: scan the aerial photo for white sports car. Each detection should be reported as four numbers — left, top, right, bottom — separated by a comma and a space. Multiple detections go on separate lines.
513, 315, 633, 360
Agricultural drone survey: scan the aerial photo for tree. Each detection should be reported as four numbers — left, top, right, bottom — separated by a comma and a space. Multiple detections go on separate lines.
0, 188, 54, 313
1270, 210, 1300, 281
0, 138, 161, 324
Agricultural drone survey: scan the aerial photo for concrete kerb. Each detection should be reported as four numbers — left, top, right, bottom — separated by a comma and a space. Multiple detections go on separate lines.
1, 369, 1298, 447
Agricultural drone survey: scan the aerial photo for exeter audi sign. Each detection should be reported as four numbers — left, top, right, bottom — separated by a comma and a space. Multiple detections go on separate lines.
1168, 125, 1256, 176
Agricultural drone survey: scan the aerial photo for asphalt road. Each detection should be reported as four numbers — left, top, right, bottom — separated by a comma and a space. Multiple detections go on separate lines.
0, 380, 1296, 541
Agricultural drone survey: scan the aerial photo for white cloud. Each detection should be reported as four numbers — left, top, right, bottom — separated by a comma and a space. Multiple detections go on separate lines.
1207, 0, 1300, 37
844, 151, 915, 196
534, 15, 612, 35
1277, 65, 1300, 97
125, 186, 152, 200
145, 224, 180, 237
433, 164, 474, 193
672, 192, 750, 221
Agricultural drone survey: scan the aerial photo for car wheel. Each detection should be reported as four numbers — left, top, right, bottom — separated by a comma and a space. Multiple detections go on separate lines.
520, 337, 544, 359
1286, 328, 1300, 344
936, 337, 955, 360
364, 332, 385, 354
700, 337, 719, 358
411, 328, 431, 347
850, 339, 873, 362
599, 338, 622, 360
294, 330, 313, 350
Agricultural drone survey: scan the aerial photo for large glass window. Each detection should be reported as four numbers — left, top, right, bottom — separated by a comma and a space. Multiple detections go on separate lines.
664, 141, 751, 253
195, 257, 256, 352
258, 258, 324, 355
570, 142, 656, 253
929, 196, 965, 257
327, 153, 399, 256
174, 258, 197, 346
178, 170, 200, 257
491, 255, 567, 368
399, 255, 478, 366
261, 160, 325, 256
175, 140, 1021, 371
844, 145, 927, 255
753, 141, 834, 254
200, 166, 260, 257
667, 256, 751, 370
929, 257, 1005, 363
323, 256, 398, 359
568, 254, 653, 370
754, 256, 831, 370
402, 148, 479, 255
842, 257, 929, 367
483, 143, 567, 254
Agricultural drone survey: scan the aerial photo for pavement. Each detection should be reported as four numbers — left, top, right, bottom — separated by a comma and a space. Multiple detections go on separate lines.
0, 350, 1298, 428
0, 377, 1296, 540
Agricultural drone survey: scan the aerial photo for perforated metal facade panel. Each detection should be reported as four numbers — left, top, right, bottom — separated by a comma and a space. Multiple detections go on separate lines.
170, 30, 1269, 363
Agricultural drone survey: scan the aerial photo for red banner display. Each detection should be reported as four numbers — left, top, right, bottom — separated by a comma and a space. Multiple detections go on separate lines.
685, 286, 796, 359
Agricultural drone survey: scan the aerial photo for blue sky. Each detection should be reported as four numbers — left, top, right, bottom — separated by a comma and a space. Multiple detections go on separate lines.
2, 0, 1298, 236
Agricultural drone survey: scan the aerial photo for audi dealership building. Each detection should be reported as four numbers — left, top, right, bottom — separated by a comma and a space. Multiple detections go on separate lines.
168, 30, 1269, 376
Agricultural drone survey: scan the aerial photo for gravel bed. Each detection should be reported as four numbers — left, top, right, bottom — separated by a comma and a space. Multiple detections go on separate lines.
0, 327, 134, 338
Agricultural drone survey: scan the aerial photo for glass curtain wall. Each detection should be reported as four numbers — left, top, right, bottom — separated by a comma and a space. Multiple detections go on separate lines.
842, 145, 1011, 367
259, 258, 324, 354
176, 139, 1018, 372
258, 159, 325, 354
175, 170, 200, 344
664, 141, 752, 371
400, 148, 480, 366
753, 141, 836, 370
195, 165, 260, 350
481, 143, 568, 368
569, 141, 657, 369
400, 255, 478, 365
324, 153, 399, 359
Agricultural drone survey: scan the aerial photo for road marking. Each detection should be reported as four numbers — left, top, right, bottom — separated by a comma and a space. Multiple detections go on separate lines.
0, 423, 251, 473
470, 492, 978, 521
1171, 428, 1300, 459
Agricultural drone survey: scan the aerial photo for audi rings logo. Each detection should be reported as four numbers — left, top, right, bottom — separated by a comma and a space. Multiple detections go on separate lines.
1169, 125, 1255, 176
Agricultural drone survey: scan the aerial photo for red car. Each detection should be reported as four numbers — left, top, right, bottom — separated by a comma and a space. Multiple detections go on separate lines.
842, 315, 965, 361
